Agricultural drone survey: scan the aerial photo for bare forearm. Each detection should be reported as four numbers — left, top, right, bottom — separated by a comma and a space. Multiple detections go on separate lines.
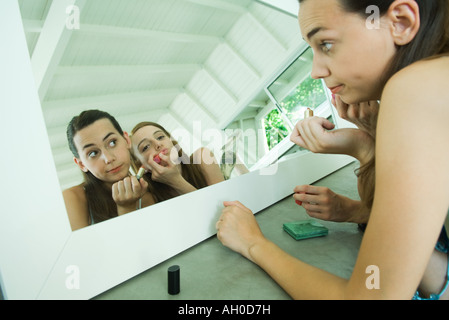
170, 178, 197, 195
249, 239, 348, 299
117, 202, 139, 216
340, 196, 369, 224
344, 129, 374, 166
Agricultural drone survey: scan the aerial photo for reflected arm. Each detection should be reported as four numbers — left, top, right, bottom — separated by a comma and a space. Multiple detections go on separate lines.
62, 185, 90, 231
195, 147, 225, 186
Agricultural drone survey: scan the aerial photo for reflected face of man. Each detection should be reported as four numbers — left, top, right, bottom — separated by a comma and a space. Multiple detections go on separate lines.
131, 125, 175, 170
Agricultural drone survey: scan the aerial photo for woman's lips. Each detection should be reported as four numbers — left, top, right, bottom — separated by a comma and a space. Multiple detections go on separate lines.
328, 85, 343, 94
108, 165, 122, 174
154, 149, 169, 163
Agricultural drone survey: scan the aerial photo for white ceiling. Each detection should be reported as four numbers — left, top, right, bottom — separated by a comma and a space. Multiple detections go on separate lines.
18, 0, 306, 189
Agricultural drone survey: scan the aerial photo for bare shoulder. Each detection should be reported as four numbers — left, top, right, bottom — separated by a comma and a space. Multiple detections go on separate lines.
62, 184, 90, 231
192, 147, 217, 164
385, 57, 449, 93
63, 184, 86, 202
382, 56, 449, 115
192, 147, 225, 184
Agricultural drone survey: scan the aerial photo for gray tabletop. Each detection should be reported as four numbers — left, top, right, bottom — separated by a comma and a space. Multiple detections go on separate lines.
94, 162, 363, 300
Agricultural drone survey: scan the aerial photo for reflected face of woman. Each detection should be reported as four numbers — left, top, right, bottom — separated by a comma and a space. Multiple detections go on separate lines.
73, 118, 132, 185
298, 0, 397, 103
131, 125, 175, 171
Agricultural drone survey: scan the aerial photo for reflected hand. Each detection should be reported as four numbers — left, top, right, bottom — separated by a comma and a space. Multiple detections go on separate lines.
147, 152, 183, 187
112, 176, 148, 214
216, 201, 265, 262
332, 95, 379, 137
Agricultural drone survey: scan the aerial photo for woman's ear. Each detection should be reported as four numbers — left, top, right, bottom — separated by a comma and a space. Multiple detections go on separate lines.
387, 0, 420, 46
74, 157, 88, 173
123, 131, 132, 149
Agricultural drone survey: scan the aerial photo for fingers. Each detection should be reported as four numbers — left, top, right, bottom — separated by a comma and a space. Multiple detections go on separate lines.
290, 117, 335, 151
157, 152, 170, 164
334, 96, 379, 120
333, 95, 349, 119
293, 185, 331, 208
293, 191, 320, 207
147, 152, 175, 180
223, 200, 252, 214
138, 176, 148, 192
112, 176, 146, 203
219, 201, 253, 228
290, 126, 306, 147
144, 156, 167, 181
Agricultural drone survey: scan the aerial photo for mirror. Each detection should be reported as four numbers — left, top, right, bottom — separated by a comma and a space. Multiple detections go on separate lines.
1, 0, 355, 300
18, 0, 305, 229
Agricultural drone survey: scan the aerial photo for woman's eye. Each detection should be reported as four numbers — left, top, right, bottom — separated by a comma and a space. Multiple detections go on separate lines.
157, 135, 165, 140
320, 42, 333, 53
141, 144, 150, 153
88, 151, 98, 158
108, 139, 117, 147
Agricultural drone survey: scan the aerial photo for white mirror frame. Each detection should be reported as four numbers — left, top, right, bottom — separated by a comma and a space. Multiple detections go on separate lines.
0, 0, 354, 300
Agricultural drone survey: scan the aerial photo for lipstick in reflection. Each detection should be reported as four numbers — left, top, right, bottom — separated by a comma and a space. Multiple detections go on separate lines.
304, 108, 314, 118
136, 166, 146, 180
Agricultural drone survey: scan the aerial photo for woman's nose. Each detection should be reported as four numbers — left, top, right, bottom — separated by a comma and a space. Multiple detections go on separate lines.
102, 150, 115, 164
155, 140, 163, 150
310, 56, 330, 80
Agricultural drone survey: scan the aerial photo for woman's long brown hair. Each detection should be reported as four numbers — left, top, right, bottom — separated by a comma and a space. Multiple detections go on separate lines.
131, 122, 209, 203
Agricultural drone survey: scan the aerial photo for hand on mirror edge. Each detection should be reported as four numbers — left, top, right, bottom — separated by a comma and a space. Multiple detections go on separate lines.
216, 201, 266, 263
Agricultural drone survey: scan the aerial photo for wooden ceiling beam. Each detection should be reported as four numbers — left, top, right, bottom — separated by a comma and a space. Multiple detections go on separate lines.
79, 24, 224, 45
31, 0, 87, 101
22, 19, 44, 33
183, 0, 248, 15
55, 64, 203, 76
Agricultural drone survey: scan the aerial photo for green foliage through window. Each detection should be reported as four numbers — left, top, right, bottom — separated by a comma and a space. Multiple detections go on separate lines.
264, 108, 288, 150
279, 76, 326, 124
264, 75, 326, 150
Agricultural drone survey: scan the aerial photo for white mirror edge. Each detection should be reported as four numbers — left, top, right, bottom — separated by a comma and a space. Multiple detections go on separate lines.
0, 0, 73, 300
0, 0, 355, 300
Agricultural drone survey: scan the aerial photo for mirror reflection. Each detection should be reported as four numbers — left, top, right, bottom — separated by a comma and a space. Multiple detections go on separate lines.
63, 111, 225, 230
129, 121, 225, 202
226, 46, 337, 172
63, 110, 157, 230
18, 0, 308, 230
267, 47, 327, 128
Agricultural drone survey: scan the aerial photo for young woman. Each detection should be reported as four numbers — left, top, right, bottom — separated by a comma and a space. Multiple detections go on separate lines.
63, 110, 155, 231
130, 122, 224, 203
216, 0, 449, 299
